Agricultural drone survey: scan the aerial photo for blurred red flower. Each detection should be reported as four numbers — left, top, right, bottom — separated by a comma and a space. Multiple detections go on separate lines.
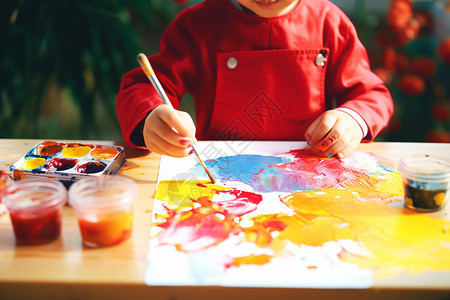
426, 130, 450, 143
382, 48, 397, 70
395, 53, 410, 72
415, 11, 432, 28
373, 67, 393, 84
398, 73, 426, 96
431, 102, 450, 121
395, 19, 421, 45
438, 37, 450, 64
411, 57, 436, 77
387, 115, 402, 133
387, 0, 413, 32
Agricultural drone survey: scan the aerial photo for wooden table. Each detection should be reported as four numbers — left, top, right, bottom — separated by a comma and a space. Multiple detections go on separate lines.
0, 139, 449, 300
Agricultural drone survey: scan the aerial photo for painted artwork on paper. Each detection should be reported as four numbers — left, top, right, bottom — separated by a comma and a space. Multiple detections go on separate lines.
145, 142, 450, 288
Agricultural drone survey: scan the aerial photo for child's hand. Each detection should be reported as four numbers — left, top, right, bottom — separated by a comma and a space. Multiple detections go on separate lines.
305, 110, 363, 159
143, 104, 196, 157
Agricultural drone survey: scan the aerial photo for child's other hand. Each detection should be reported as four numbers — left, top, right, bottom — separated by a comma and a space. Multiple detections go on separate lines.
143, 105, 196, 157
305, 110, 363, 159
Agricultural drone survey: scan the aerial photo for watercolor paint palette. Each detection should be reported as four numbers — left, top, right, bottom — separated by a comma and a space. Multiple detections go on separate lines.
10, 141, 125, 186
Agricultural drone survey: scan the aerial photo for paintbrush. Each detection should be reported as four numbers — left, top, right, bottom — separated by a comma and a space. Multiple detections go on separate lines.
137, 53, 216, 184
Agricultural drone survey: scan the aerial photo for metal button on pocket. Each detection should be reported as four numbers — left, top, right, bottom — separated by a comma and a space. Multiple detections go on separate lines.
226, 57, 238, 69
315, 50, 328, 67
315, 53, 326, 67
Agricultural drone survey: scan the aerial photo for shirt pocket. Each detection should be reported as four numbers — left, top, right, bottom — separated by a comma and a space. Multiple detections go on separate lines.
208, 48, 329, 141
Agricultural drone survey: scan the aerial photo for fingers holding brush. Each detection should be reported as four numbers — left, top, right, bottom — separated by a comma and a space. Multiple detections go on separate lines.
143, 105, 196, 157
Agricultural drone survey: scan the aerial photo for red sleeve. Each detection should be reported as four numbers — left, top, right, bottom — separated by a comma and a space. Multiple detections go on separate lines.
116, 68, 162, 148
115, 9, 198, 148
325, 8, 394, 142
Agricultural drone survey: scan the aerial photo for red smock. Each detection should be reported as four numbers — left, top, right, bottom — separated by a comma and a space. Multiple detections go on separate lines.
116, 0, 393, 148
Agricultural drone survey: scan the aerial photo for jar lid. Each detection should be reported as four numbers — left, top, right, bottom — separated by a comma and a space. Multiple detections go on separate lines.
398, 154, 450, 182
2, 178, 67, 211
68, 175, 137, 209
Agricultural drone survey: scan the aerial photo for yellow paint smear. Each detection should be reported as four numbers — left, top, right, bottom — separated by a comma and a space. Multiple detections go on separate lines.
155, 180, 228, 210
281, 189, 450, 276
339, 171, 404, 202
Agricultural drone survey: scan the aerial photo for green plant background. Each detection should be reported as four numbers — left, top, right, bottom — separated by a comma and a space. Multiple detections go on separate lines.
1, 0, 449, 142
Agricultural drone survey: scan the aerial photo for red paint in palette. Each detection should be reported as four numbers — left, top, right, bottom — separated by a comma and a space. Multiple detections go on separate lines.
46, 158, 78, 171
75, 161, 106, 174
38, 141, 64, 156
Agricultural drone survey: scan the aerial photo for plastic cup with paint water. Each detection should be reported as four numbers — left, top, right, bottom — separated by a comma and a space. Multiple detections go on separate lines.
68, 175, 137, 247
0, 170, 7, 202
2, 178, 67, 245
398, 154, 450, 211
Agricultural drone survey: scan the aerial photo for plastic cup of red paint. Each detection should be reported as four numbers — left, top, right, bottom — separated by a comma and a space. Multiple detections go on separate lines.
68, 175, 137, 247
398, 154, 450, 211
2, 178, 67, 245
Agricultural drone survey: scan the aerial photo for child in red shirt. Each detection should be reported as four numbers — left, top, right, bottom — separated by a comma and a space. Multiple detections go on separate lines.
116, 0, 393, 158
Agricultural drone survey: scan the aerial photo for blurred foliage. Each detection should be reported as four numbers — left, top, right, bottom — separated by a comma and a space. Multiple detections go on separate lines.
1, 0, 448, 142
0, 0, 184, 140
342, 0, 450, 142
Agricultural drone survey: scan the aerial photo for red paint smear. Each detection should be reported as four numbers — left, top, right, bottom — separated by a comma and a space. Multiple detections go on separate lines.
157, 186, 263, 252
262, 219, 288, 231
285, 148, 321, 159
214, 190, 263, 216
275, 152, 346, 189
158, 208, 239, 252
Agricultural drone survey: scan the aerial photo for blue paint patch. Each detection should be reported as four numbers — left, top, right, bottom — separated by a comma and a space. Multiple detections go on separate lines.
253, 167, 313, 193
377, 164, 395, 173
190, 154, 291, 186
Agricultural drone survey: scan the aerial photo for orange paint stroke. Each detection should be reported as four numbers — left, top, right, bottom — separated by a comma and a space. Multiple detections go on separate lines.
122, 165, 143, 171
90, 148, 119, 159
233, 254, 272, 267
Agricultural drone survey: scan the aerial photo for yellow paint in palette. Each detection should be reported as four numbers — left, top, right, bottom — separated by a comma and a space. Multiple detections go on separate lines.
21, 158, 46, 170
281, 189, 450, 276
62, 145, 92, 158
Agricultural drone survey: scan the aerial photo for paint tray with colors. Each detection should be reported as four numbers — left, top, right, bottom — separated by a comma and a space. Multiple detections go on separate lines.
10, 141, 125, 185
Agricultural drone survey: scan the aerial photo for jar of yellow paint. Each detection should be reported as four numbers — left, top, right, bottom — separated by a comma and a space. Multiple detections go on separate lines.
68, 175, 137, 247
398, 154, 450, 211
